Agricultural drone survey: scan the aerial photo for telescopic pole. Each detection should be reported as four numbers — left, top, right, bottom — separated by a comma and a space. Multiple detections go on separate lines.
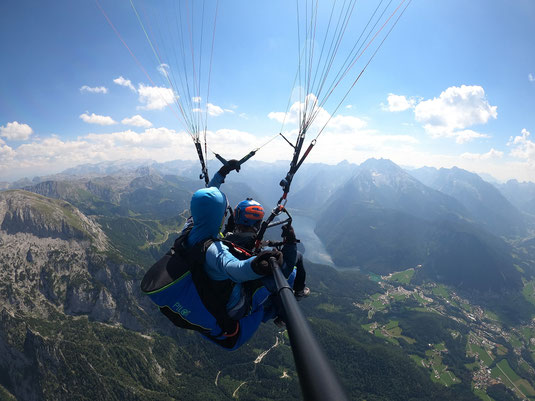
269, 258, 349, 401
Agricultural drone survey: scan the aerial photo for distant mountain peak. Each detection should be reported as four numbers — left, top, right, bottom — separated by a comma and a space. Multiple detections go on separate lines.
355, 158, 419, 190
360, 157, 402, 171
410, 165, 527, 237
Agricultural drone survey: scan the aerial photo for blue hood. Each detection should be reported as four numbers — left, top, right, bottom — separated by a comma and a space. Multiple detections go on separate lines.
187, 187, 227, 246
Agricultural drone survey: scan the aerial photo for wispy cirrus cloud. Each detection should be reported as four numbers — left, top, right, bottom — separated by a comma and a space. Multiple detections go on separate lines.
79, 113, 117, 126
80, 85, 108, 94
0, 121, 34, 140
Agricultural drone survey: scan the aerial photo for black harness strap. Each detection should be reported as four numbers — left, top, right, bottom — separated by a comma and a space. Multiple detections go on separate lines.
173, 231, 238, 339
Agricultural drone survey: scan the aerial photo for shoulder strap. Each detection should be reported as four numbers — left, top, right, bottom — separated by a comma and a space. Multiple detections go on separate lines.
221, 239, 253, 260
175, 234, 237, 336
224, 231, 256, 255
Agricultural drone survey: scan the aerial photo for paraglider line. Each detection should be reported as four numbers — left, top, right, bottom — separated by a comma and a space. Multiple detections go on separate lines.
95, 0, 153, 86
315, 0, 412, 140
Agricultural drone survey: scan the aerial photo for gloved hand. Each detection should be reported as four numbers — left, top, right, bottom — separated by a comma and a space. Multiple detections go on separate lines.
218, 159, 240, 177
281, 223, 297, 244
251, 249, 283, 275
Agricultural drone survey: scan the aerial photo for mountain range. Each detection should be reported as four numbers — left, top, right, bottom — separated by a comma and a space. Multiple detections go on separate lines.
8, 157, 535, 292
1, 187, 486, 401
315, 159, 525, 292
409, 166, 528, 237
497, 179, 535, 216
1, 158, 535, 400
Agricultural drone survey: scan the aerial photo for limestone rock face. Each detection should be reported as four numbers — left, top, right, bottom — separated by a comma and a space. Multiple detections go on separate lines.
0, 190, 148, 327
90, 288, 117, 322
0, 190, 108, 250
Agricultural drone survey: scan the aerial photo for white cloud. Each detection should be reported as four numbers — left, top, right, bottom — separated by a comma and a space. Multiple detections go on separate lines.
268, 94, 376, 149
268, 95, 419, 165
84, 128, 188, 149
158, 63, 170, 78
461, 148, 504, 160
327, 114, 368, 133
452, 129, 490, 144
207, 129, 263, 151
0, 142, 15, 162
508, 129, 535, 165
414, 85, 497, 143
137, 84, 176, 110
0, 136, 92, 177
0, 121, 34, 140
113, 76, 136, 91
268, 94, 331, 131
207, 103, 224, 117
80, 85, 108, 94
121, 115, 153, 128
192, 97, 202, 103
529, 73, 535, 82
0, 128, 195, 179
267, 111, 286, 124
192, 103, 233, 116
345, 104, 353, 109
1, 123, 533, 184
80, 113, 117, 126
385, 94, 416, 112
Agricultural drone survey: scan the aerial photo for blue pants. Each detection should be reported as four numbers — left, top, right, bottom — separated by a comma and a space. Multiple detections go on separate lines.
205, 268, 296, 350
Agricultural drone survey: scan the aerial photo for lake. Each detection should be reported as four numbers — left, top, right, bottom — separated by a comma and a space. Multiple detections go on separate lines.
289, 214, 334, 267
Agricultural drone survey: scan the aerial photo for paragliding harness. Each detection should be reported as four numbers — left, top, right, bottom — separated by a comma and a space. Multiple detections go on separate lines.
141, 226, 242, 349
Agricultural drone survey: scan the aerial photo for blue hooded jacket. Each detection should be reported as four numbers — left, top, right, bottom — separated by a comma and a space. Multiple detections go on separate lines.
144, 172, 296, 350
185, 172, 297, 316
186, 177, 263, 314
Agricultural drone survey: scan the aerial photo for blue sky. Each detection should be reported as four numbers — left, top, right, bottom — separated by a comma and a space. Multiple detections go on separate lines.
1, 0, 534, 182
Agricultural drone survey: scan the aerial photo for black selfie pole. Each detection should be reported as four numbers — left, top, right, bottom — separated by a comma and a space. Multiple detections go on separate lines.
269, 257, 349, 401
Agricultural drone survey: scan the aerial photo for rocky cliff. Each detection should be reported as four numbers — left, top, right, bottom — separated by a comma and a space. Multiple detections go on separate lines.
0, 191, 164, 400
0, 190, 108, 248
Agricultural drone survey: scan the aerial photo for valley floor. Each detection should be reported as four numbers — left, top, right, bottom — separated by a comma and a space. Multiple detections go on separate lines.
354, 267, 535, 401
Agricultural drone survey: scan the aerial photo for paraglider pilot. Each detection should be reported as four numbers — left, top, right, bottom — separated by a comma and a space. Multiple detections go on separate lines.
141, 160, 299, 350
225, 198, 310, 301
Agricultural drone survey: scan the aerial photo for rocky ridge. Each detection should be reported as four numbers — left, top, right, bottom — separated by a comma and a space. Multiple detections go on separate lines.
0, 191, 166, 400
0, 190, 108, 250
